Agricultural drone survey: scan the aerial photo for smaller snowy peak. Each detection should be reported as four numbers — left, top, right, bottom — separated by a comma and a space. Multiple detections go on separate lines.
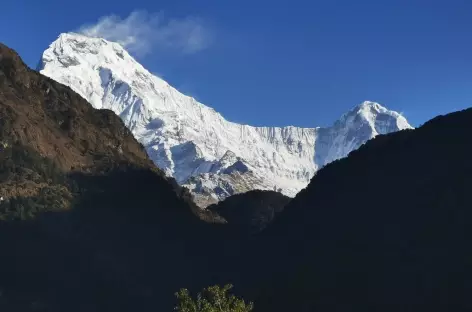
217, 150, 240, 168
183, 171, 272, 207
339, 101, 412, 132
314, 101, 413, 168
209, 150, 251, 175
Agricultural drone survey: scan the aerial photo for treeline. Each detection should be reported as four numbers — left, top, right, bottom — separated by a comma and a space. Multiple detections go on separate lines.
0, 142, 72, 220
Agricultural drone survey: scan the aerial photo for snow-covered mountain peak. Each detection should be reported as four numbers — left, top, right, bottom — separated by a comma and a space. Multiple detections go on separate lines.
341, 101, 404, 123
333, 100, 411, 138
41, 33, 137, 78
39, 33, 413, 205
313, 101, 413, 168
56, 32, 128, 57
40, 33, 175, 123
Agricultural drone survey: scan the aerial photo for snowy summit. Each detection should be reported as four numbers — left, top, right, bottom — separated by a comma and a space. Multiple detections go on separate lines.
39, 33, 413, 205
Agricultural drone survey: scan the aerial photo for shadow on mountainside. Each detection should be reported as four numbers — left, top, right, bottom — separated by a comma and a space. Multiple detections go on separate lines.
0, 164, 240, 312
252, 108, 472, 312
208, 190, 291, 235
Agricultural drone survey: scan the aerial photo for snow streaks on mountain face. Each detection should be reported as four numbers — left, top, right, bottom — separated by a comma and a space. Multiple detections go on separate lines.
39, 33, 413, 204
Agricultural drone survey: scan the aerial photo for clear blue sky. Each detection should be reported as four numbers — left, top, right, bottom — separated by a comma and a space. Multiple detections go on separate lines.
1, 0, 471, 127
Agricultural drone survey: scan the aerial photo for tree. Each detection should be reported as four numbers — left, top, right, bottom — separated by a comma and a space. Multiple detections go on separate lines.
174, 284, 253, 312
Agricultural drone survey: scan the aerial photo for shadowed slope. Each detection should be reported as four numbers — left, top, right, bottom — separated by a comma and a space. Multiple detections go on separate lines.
254, 109, 472, 312
208, 190, 291, 234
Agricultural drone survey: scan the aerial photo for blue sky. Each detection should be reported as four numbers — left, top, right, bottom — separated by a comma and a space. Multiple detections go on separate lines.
1, 0, 471, 127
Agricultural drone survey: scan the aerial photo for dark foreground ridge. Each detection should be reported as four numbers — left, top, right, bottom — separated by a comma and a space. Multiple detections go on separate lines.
1, 42, 471, 311
254, 108, 472, 312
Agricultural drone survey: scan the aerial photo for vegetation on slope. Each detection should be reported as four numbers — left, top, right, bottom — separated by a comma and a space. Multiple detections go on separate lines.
175, 284, 253, 312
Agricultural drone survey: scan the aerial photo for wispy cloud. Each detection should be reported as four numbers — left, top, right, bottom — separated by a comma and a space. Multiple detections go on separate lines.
77, 10, 213, 57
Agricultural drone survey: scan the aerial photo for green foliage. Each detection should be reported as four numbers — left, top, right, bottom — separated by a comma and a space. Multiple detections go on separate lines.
0, 142, 64, 184
0, 142, 71, 220
0, 186, 70, 221
175, 284, 253, 312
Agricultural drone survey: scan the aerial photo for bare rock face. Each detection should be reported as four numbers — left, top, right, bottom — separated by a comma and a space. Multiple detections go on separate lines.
0, 42, 152, 173
0, 42, 161, 211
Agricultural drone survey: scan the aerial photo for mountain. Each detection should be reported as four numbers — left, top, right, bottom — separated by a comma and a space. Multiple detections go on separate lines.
0, 41, 154, 204
2, 40, 471, 311
250, 108, 472, 311
0, 41, 226, 311
38, 33, 412, 205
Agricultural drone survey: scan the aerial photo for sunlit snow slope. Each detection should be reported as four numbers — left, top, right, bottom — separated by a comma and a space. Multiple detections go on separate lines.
39, 33, 413, 204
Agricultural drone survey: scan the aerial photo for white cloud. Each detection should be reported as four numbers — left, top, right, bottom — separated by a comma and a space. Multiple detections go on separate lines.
77, 10, 213, 57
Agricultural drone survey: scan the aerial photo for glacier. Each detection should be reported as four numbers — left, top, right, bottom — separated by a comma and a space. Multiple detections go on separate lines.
39, 33, 413, 205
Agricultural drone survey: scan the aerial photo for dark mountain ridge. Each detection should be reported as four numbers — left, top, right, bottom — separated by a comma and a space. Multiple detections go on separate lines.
208, 190, 291, 234
252, 108, 472, 312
